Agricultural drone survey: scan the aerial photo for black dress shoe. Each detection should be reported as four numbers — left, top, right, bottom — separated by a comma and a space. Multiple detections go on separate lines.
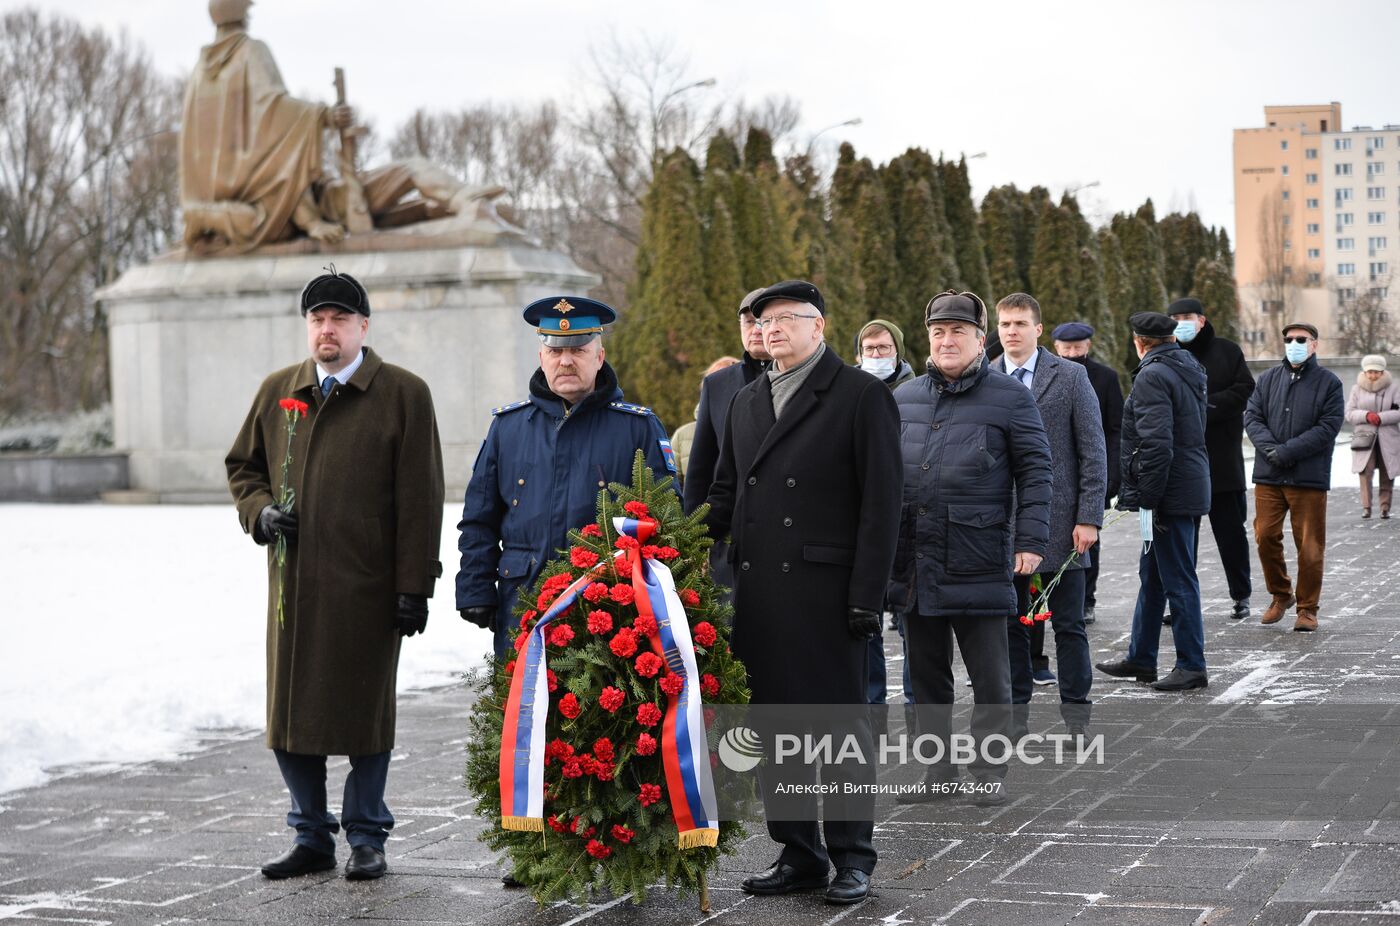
261, 843, 336, 879
1095, 658, 1157, 683
825, 868, 871, 905
1230, 598, 1250, 620
1162, 611, 1174, 626
971, 779, 1008, 807
740, 862, 829, 895
345, 845, 387, 880
1150, 668, 1208, 692
1083, 606, 1096, 625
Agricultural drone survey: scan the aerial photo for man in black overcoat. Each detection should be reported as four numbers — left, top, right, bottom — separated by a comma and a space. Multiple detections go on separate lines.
1167, 298, 1255, 620
705, 280, 901, 907
1051, 322, 1123, 624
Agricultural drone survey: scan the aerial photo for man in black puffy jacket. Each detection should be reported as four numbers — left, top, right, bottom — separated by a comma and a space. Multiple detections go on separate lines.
1096, 312, 1211, 692
890, 291, 1052, 804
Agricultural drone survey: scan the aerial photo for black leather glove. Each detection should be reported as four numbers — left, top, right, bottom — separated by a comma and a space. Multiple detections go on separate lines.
1263, 447, 1284, 467
460, 606, 497, 632
253, 504, 298, 545
847, 607, 882, 639
395, 594, 429, 637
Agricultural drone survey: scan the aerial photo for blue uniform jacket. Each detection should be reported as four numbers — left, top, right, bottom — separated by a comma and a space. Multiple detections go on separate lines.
454, 362, 673, 645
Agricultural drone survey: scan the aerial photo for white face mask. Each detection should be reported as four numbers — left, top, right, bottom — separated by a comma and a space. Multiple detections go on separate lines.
1173, 320, 1199, 343
860, 356, 897, 378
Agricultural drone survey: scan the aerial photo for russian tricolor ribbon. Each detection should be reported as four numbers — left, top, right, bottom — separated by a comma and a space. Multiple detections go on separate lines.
499, 517, 719, 850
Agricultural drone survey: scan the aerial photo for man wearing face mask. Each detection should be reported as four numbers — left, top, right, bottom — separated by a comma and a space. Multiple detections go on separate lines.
853, 319, 916, 708
455, 297, 675, 664
1244, 323, 1344, 633
1166, 298, 1255, 621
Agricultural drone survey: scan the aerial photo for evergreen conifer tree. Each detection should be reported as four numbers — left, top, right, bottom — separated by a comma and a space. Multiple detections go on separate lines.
1190, 257, 1241, 339
939, 156, 991, 302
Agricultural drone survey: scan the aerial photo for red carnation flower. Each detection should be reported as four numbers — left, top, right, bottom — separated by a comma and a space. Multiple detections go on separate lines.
611, 824, 635, 844
277, 397, 309, 416
615, 535, 640, 552
580, 523, 604, 538
519, 608, 538, 629
1036, 611, 1053, 622
679, 588, 701, 608
546, 739, 574, 762
547, 623, 575, 647
610, 584, 636, 606
638, 783, 662, 807
543, 572, 574, 592
536, 589, 557, 611
561, 757, 584, 779
581, 825, 596, 839
632, 614, 658, 637
570, 547, 600, 569
660, 673, 684, 697
586, 610, 613, 635
598, 685, 625, 713
635, 652, 663, 678
593, 737, 615, 762
586, 838, 612, 859
583, 582, 609, 603
594, 760, 615, 781
609, 628, 639, 658
636, 702, 662, 727
1018, 614, 1034, 626
546, 669, 559, 693
656, 546, 680, 560
569, 817, 582, 834
641, 544, 660, 559
636, 732, 658, 755
504, 659, 516, 676
547, 814, 567, 833
559, 692, 581, 719
692, 621, 717, 648
577, 753, 599, 776
623, 501, 650, 518
700, 673, 721, 697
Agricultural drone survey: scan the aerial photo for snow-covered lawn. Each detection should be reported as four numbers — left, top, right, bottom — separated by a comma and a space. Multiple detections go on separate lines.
1, 503, 494, 795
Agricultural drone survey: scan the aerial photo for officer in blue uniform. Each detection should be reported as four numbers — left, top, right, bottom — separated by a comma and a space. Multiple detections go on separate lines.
455, 296, 675, 659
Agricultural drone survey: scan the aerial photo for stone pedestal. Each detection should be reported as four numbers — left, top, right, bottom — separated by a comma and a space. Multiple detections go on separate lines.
100, 244, 599, 501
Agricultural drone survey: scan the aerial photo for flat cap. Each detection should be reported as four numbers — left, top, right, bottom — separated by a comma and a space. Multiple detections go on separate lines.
750, 280, 825, 317
1051, 321, 1095, 341
738, 287, 767, 316
523, 296, 616, 347
1167, 297, 1205, 317
1281, 321, 1319, 340
924, 290, 986, 328
1129, 311, 1177, 338
300, 266, 369, 317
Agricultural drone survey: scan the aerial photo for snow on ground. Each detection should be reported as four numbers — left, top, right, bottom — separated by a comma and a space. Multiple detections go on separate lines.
0, 503, 494, 795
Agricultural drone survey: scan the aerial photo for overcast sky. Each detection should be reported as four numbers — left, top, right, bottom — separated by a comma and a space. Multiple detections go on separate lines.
20, 0, 1400, 239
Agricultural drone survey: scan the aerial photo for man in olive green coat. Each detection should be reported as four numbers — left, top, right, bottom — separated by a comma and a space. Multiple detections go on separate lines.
226, 268, 444, 882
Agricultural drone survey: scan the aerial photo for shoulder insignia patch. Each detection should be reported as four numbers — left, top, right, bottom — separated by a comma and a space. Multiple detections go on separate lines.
608, 401, 655, 417
659, 438, 678, 474
491, 399, 531, 416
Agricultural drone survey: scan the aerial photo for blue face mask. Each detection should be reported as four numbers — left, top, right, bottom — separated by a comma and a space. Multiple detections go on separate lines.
1173, 320, 1198, 343
1284, 341, 1310, 365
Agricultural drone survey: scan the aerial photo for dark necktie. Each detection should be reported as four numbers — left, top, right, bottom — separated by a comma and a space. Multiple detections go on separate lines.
1012, 366, 1030, 386
322, 376, 337, 396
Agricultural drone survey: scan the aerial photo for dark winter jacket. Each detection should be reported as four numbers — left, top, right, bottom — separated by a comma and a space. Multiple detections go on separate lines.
890, 356, 1052, 620
1180, 321, 1255, 494
1118, 342, 1210, 516
1244, 354, 1345, 491
703, 347, 902, 704
1080, 355, 1124, 502
683, 352, 767, 514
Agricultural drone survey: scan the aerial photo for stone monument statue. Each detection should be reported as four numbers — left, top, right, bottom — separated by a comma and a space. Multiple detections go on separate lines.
180, 0, 509, 254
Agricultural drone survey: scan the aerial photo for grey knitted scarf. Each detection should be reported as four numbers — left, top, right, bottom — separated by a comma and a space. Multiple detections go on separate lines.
767, 342, 826, 418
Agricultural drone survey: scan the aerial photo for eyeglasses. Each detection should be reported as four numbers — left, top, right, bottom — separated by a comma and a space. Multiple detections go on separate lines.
754, 312, 820, 330
738, 314, 758, 327
1284, 336, 1312, 345
861, 344, 896, 357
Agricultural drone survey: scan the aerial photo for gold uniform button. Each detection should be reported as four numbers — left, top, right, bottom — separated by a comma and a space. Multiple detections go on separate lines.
598, 480, 605, 487
518, 478, 525, 485
512, 499, 519, 507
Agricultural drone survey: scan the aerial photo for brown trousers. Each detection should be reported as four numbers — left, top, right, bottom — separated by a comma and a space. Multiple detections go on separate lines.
1253, 484, 1328, 612
1358, 450, 1393, 513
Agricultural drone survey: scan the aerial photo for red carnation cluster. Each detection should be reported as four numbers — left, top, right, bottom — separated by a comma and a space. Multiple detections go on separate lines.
582, 582, 609, 603
636, 702, 662, 727
655, 546, 680, 560
610, 584, 636, 606
586, 610, 613, 634
598, 685, 625, 712
679, 588, 701, 608
570, 547, 600, 569
623, 501, 650, 518
692, 621, 717, 648
277, 397, 309, 416
638, 783, 662, 807
700, 673, 720, 697
636, 732, 658, 755
633, 614, 658, 637
547, 623, 575, 647
559, 693, 581, 719
609, 628, 639, 658
635, 652, 663, 678
580, 523, 604, 538
660, 673, 684, 696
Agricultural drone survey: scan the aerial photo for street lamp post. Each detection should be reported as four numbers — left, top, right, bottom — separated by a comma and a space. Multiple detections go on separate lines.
651, 77, 716, 165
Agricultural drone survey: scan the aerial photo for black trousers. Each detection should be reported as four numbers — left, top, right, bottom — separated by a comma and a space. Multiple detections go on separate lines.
273, 749, 393, 854
1198, 489, 1253, 602
1083, 538, 1102, 609
903, 613, 1010, 782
